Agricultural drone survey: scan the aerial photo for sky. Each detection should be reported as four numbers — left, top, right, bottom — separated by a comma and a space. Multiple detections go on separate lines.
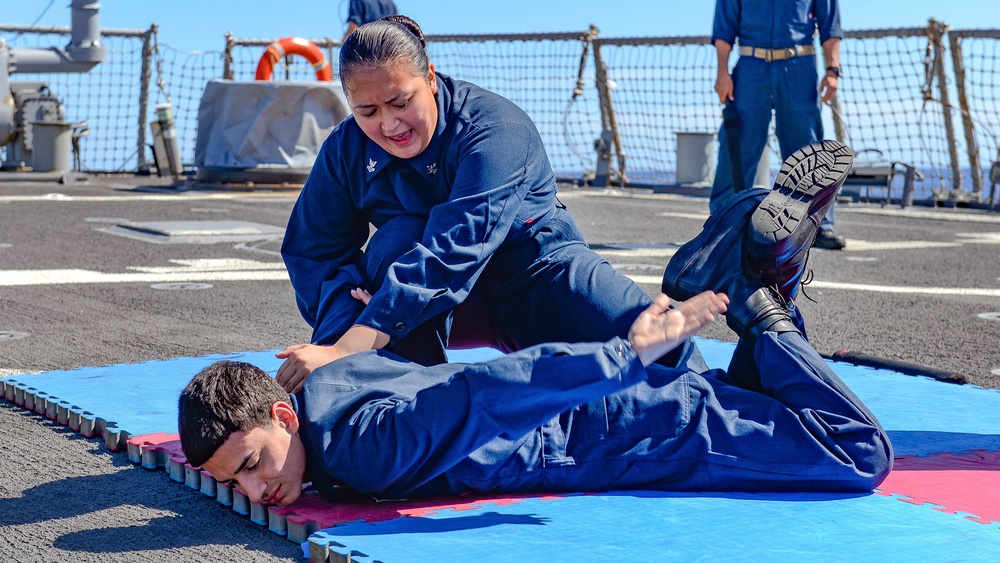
3, 0, 998, 53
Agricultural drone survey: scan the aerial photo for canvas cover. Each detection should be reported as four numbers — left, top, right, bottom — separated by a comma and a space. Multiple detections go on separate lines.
194, 79, 349, 170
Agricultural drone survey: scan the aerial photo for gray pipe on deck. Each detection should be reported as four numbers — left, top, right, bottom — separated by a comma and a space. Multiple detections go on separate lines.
8, 0, 107, 74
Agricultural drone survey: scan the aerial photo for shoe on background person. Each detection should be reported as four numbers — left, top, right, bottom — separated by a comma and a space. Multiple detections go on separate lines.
813, 228, 847, 250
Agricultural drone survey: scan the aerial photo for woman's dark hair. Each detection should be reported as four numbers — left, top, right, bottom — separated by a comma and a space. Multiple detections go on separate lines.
177, 360, 290, 467
339, 15, 429, 83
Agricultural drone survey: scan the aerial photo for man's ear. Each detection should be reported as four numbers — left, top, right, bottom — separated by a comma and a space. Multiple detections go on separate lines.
271, 401, 300, 433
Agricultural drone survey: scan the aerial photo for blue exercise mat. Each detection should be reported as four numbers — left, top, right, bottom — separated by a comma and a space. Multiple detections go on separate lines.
306, 490, 1000, 562
5, 338, 1000, 561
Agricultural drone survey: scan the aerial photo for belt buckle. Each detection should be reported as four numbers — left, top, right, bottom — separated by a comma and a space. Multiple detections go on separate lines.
782, 47, 795, 60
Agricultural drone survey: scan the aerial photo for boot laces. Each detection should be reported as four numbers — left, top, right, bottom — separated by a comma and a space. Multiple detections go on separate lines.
796, 246, 817, 303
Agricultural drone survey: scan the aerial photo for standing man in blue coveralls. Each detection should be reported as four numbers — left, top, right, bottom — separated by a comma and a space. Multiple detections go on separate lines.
177, 142, 891, 506
710, 0, 847, 250
343, 0, 398, 41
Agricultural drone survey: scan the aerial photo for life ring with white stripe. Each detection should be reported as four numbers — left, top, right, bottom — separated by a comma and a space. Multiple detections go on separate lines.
254, 37, 333, 81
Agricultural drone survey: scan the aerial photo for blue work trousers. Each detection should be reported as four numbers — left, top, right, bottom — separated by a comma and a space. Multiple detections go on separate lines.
711, 56, 834, 230
302, 329, 891, 498
345, 208, 654, 366
537, 331, 891, 493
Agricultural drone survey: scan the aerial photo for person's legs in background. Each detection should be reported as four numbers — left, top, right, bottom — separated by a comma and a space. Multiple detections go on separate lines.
710, 59, 774, 215
775, 57, 845, 250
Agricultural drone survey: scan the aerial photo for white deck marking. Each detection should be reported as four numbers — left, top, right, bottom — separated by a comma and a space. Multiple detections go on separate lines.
624, 274, 1000, 297
837, 240, 962, 251
847, 207, 1000, 224
655, 211, 712, 221
0, 259, 288, 286
595, 248, 678, 258
0, 192, 295, 203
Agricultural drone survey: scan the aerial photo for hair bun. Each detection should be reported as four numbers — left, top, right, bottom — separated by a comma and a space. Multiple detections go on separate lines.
382, 15, 425, 48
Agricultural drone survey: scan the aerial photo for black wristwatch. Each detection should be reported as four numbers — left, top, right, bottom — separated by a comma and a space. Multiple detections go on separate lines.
826, 65, 841, 78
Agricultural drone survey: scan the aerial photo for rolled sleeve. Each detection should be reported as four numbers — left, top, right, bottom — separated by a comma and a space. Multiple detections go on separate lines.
814, 0, 843, 43
711, 0, 739, 45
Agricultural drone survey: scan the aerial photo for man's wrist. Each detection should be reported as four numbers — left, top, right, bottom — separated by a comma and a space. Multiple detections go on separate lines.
825, 65, 841, 78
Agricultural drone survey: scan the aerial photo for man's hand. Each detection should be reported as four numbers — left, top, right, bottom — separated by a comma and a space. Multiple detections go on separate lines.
715, 73, 735, 104
628, 291, 729, 367
276, 343, 345, 394
819, 74, 838, 103
713, 39, 735, 104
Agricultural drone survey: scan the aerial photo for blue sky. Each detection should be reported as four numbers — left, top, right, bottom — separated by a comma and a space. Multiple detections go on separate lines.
3, 1, 997, 52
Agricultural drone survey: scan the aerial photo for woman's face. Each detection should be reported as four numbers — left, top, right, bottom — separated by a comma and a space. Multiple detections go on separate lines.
345, 61, 439, 160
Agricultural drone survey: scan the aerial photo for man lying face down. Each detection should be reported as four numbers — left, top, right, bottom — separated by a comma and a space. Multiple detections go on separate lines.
178, 141, 892, 505
178, 289, 890, 507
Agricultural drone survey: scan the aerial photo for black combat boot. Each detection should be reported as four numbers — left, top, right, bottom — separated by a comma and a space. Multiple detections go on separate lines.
746, 140, 853, 300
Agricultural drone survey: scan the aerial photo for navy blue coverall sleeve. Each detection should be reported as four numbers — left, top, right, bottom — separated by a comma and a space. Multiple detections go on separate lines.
301, 338, 644, 497
711, 0, 739, 45
712, 0, 842, 47
282, 143, 370, 343
355, 119, 541, 344
813, 0, 843, 43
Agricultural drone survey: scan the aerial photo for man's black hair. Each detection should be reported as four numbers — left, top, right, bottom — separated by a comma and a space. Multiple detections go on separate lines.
177, 360, 290, 467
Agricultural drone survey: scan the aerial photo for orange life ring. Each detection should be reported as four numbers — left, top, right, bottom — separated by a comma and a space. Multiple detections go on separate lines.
255, 37, 333, 82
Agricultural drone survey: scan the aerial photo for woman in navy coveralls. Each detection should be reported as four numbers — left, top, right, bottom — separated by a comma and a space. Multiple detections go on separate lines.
277, 16, 654, 392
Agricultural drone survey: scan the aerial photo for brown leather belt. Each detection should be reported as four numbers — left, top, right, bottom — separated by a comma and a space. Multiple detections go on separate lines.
738, 44, 815, 62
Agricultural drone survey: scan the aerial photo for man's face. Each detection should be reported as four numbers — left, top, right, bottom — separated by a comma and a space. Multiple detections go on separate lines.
201, 402, 307, 506
345, 61, 439, 160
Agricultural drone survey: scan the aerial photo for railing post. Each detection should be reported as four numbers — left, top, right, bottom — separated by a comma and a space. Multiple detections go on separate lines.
948, 30, 984, 201
325, 37, 337, 81
223, 33, 234, 80
136, 24, 156, 173
929, 19, 966, 197
592, 30, 628, 185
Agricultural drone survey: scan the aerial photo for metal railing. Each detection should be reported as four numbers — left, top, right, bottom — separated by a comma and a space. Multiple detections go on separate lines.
2, 19, 998, 206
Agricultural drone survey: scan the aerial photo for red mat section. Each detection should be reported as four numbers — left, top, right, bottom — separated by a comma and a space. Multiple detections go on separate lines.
127, 433, 566, 541
129, 433, 1000, 543
876, 450, 1000, 525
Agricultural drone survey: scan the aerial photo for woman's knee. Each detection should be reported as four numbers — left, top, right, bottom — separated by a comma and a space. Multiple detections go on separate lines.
364, 215, 428, 287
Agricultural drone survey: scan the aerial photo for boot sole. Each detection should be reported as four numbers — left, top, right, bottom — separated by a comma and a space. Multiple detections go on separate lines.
750, 140, 854, 249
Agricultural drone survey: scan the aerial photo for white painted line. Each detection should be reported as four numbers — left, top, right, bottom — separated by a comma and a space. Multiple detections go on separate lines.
0, 259, 289, 286
0, 192, 295, 203
0, 369, 37, 377
655, 211, 711, 221
805, 281, 1000, 296
595, 248, 677, 258
0, 269, 290, 286
846, 206, 1000, 224
956, 232, 1000, 244
130, 258, 287, 273
627, 275, 666, 285
841, 240, 962, 251
624, 273, 1000, 297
